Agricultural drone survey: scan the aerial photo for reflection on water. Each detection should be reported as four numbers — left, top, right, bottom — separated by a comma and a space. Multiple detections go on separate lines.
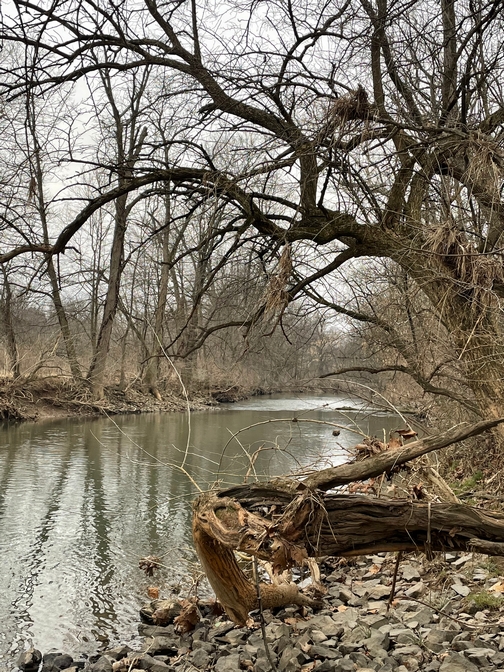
0, 393, 400, 663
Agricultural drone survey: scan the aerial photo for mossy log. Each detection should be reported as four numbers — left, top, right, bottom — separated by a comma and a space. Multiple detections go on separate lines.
193, 417, 504, 624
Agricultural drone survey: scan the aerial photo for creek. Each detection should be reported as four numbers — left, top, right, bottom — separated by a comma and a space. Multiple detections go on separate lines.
0, 393, 400, 664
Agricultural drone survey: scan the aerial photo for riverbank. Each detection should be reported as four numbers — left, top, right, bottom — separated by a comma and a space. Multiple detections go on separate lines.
16, 552, 504, 672
0, 377, 259, 423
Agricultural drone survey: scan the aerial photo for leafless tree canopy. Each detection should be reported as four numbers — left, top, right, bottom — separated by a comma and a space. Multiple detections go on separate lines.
1, 0, 504, 411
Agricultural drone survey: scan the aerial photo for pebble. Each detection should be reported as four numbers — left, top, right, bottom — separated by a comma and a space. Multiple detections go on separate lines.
12, 555, 504, 672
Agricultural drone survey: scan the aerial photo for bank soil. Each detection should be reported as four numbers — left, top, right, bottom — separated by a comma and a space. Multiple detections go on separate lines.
0, 378, 238, 423
16, 551, 504, 672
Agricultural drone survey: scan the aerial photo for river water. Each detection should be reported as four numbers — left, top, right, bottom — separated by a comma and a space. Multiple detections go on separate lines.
0, 393, 399, 664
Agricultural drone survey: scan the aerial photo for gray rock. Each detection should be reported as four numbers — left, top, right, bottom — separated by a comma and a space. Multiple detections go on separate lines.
331, 660, 357, 672
401, 565, 421, 581
439, 653, 478, 672
103, 646, 132, 661
214, 653, 242, 672
338, 642, 362, 655
392, 645, 422, 659
138, 625, 174, 638
465, 647, 498, 666
190, 648, 210, 668
308, 644, 339, 659
452, 555, 472, 567
339, 587, 355, 603
452, 640, 475, 651
297, 613, 344, 637
395, 632, 417, 645
451, 584, 470, 597
222, 628, 248, 646
348, 651, 370, 666
278, 646, 307, 671
425, 629, 457, 645
406, 607, 434, 626
17, 649, 43, 672
87, 656, 113, 672
275, 635, 291, 655
310, 629, 328, 643
254, 657, 274, 672
131, 653, 173, 672
404, 582, 424, 598
368, 585, 392, 600
192, 640, 215, 653
148, 637, 179, 656
42, 654, 74, 672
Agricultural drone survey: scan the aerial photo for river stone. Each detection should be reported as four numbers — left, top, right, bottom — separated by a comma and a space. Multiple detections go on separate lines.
368, 585, 391, 599
131, 653, 173, 672
439, 653, 478, 672
42, 653, 74, 672
190, 648, 210, 668
401, 565, 421, 581
214, 653, 242, 672
148, 637, 179, 656
406, 607, 434, 626
87, 656, 113, 672
296, 613, 344, 637
404, 582, 424, 598
103, 646, 133, 661
17, 649, 43, 672
308, 644, 339, 659
332, 660, 357, 672
451, 584, 470, 597
310, 629, 328, 643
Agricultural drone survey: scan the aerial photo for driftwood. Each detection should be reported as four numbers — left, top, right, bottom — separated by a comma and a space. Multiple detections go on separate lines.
193, 417, 504, 624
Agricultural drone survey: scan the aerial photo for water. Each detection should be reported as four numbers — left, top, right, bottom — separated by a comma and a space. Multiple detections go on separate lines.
0, 393, 400, 664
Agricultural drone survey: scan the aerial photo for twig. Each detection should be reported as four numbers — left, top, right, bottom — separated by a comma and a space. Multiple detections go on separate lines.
253, 557, 278, 672
387, 551, 402, 612
402, 595, 476, 629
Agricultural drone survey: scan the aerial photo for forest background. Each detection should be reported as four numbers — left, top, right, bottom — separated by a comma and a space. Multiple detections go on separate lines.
0, 0, 503, 474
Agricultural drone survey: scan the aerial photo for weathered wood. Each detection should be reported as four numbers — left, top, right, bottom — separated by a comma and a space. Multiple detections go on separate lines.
192, 493, 321, 624
192, 417, 504, 624
302, 417, 504, 491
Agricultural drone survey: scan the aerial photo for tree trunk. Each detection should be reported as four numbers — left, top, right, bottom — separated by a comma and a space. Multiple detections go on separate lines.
0, 267, 20, 378
193, 417, 504, 625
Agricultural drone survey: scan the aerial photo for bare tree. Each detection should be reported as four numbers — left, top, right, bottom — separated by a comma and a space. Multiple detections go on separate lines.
0, 0, 504, 420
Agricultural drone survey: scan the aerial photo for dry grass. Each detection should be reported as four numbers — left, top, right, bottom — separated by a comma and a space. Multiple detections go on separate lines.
264, 244, 292, 314
424, 219, 504, 310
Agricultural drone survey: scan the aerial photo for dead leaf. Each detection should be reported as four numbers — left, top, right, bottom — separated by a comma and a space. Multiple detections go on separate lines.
369, 564, 380, 575
337, 605, 348, 612
147, 586, 160, 599
174, 599, 200, 634
139, 556, 161, 576
394, 428, 418, 439
490, 581, 504, 593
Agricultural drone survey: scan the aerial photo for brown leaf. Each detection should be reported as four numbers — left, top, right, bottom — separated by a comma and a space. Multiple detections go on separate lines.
174, 599, 200, 634
147, 586, 160, 599
394, 428, 418, 439
139, 555, 161, 577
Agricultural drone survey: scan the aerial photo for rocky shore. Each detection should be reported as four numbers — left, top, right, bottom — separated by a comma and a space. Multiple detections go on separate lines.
15, 552, 504, 672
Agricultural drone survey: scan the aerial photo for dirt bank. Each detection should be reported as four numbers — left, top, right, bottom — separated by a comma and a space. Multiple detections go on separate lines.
0, 377, 231, 423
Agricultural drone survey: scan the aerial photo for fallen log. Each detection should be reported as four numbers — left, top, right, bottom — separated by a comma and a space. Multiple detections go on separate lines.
193, 417, 504, 624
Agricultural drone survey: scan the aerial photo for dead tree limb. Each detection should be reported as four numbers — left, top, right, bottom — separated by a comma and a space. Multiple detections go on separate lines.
193, 417, 504, 624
